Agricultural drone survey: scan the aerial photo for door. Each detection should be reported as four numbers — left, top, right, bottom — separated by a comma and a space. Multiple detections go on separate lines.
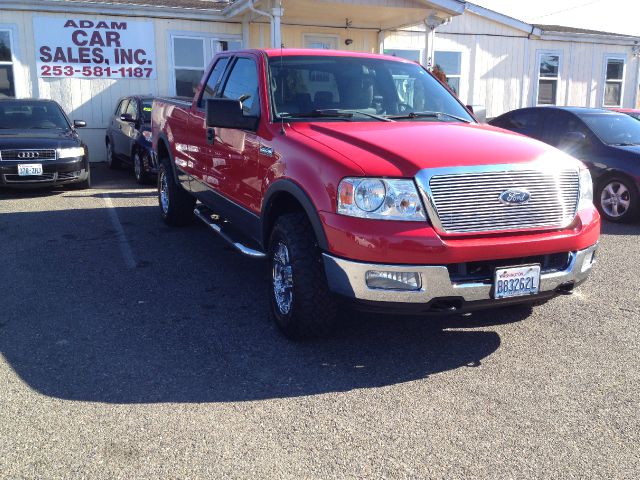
118, 99, 140, 160
209, 55, 263, 213
111, 99, 130, 158
542, 111, 595, 162
188, 55, 231, 194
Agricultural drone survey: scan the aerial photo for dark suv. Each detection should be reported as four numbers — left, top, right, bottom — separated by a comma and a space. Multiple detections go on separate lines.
490, 106, 640, 222
105, 96, 156, 184
0, 99, 89, 189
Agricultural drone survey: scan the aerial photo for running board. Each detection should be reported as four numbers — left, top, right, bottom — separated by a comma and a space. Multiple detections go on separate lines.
194, 205, 266, 259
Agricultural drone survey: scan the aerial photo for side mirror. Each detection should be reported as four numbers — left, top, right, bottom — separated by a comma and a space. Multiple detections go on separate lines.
73, 120, 86, 128
120, 113, 135, 123
206, 98, 259, 131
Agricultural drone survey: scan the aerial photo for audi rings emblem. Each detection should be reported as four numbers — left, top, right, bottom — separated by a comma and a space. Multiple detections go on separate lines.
17, 151, 40, 159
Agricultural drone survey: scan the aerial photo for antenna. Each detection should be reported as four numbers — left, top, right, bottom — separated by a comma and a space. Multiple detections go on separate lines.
279, 0, 285, 135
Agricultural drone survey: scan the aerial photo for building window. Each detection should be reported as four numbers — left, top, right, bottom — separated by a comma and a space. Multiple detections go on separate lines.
0, 30, 15, 98
212, 39, 242, 54
434, 51, 461, 95
172, 36, 206, 97
304, 35, 338, 50
537, 53, 560, 105
603, 56, 625, 107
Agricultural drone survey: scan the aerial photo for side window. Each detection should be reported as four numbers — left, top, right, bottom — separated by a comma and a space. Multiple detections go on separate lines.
502, 110, 543, 139
544, 112, 592, 148
221, 57, 260, 116
198, 57, 230, 108
125, 99, 138, 120
116, 100, 128, 116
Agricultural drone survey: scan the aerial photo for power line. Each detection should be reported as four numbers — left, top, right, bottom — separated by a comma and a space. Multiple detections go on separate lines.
530, 0, 605, 20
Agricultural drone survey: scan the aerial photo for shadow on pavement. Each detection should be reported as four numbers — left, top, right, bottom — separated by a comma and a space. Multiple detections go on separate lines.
600, 220, 640, 236
0, 169, 532, 403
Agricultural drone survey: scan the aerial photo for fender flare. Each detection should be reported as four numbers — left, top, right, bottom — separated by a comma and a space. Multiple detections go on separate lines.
155, 132, 179, 180
262, 180, 329, 251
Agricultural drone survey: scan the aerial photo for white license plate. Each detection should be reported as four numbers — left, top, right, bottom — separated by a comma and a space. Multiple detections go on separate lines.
494, 265, 541, 299
18, 164, 43, 176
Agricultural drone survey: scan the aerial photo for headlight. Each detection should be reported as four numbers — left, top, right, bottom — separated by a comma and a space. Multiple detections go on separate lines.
338, 177, 426, 221
57, 146, 85, 159
578, 167, 593, 210
142, 131, 153, 142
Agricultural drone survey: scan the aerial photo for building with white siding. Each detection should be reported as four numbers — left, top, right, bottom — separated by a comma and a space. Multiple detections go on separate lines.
1, 0, 638, 159
383, 2, 640, 120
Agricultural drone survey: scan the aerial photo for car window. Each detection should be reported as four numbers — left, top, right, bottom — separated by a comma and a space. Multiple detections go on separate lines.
141, 100, 153, 123
496, 110, 543, 139
221, 57, 260, 116
543, 112, 592, 146
198, 57, 230, 108
0, 100, 69, 130
579, 112, 640, 146
116, 100, 129, 116
125, 99, 138, 121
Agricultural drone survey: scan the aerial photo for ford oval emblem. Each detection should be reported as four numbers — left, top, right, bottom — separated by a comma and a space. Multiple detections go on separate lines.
499, 189, 531, 205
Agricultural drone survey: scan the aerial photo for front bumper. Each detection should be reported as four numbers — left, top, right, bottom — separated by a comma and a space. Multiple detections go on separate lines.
0, 157, 89, 187
323, 243, 598, 312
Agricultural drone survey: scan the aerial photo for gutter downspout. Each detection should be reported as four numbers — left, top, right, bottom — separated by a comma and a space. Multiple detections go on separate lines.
634, 44, 640, 108
248, 1, 275, 47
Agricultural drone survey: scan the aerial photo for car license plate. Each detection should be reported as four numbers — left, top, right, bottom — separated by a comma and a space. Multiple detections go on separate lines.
494, 265, 541, 299
18, 164, 43, 176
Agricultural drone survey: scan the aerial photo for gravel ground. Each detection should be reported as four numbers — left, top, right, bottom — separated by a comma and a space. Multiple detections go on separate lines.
0, 164, 638, 479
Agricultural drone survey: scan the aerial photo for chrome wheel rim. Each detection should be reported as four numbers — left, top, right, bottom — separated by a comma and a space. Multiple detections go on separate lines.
134, 153, 142, 180
272, 241, 294, 315
159, 171, 169, 214
600, 181, 630, 218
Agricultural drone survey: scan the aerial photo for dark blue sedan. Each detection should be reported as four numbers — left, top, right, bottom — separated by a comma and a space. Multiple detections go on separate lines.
105, 95, 156, 184
490, 107, 640, 223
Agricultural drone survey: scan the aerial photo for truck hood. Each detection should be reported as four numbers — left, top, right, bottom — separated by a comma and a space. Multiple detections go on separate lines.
291, 122, 563, 177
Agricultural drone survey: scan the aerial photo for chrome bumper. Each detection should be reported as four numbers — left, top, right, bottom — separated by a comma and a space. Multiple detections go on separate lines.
322, 244, 598, 304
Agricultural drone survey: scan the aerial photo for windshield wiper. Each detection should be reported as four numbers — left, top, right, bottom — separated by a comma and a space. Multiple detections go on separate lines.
280, 109, 354, 120
335, 109, 392, 122
612, 142, 640, 146
386, 111, 472, 123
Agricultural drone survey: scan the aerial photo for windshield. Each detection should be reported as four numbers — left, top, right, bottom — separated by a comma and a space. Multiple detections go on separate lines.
268, 55, 474, 123
579, 112, 640, 145
141, 100, 153, 123
0, 100, 70, 129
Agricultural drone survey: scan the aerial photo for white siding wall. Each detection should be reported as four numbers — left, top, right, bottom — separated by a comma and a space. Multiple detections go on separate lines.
384, 11, 640, 119
0, 9, 241, 160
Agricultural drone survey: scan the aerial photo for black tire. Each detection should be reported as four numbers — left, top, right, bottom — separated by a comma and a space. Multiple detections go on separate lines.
72, 170, 91, 190
106, 139, 121, 169
268, 213, 337, 339
133, 151, 149, 184
158, 160, 195, 226
595, 175, 639, 223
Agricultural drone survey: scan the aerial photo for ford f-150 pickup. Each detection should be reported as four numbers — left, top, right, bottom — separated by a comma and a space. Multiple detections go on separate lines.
152, 49, 600, 339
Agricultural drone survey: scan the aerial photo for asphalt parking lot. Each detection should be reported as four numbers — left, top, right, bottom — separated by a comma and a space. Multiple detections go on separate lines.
1, 164, 638, 479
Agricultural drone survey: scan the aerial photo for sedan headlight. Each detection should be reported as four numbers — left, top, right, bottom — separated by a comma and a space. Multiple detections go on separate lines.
338, 177, 426, 221
578, 167, 593, 210
57, 146, 85, 159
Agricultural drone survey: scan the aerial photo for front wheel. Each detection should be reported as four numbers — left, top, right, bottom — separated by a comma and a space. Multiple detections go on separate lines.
596, 176, 639, 223
158, 161, 195, 226
106, 140, 120, 169
133, 151, 149, 184
268, 213, 337, 339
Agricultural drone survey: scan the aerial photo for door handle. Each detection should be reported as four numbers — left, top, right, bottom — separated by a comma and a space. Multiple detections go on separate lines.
206, 128, 215, 145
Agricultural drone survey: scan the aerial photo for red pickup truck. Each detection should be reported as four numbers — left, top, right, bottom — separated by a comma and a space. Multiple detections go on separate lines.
152, 49, 600, 339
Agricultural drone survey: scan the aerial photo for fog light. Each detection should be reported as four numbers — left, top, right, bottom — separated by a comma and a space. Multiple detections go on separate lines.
365, 271, 421, 291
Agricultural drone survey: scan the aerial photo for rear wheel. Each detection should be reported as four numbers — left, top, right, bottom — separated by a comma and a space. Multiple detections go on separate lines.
268, 213, 337, 339
596, 176, 639, 223
106, 140, 120, 169
158, 160, 195, 226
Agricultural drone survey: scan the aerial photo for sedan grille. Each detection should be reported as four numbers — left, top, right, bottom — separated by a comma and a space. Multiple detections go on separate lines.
0, 149, 57, 161
416, 164, 580, 234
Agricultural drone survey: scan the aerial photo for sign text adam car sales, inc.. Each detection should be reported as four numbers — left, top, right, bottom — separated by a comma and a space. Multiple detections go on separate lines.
34, 17, 157, 79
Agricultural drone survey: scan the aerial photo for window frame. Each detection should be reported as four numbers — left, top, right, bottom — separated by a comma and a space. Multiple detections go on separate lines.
303, 34, 340, 50
534, 50, 563, 106
196, 55, 232, 109
602, 54, 626, 108
218, 56, 262, 118
433, 50, 462, 96
0, 26, 17, 98
167, 31, 243, 96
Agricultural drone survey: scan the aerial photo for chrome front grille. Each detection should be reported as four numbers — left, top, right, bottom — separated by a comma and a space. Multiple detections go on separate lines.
0, 149, 57, 161
416, 163, 581, 234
